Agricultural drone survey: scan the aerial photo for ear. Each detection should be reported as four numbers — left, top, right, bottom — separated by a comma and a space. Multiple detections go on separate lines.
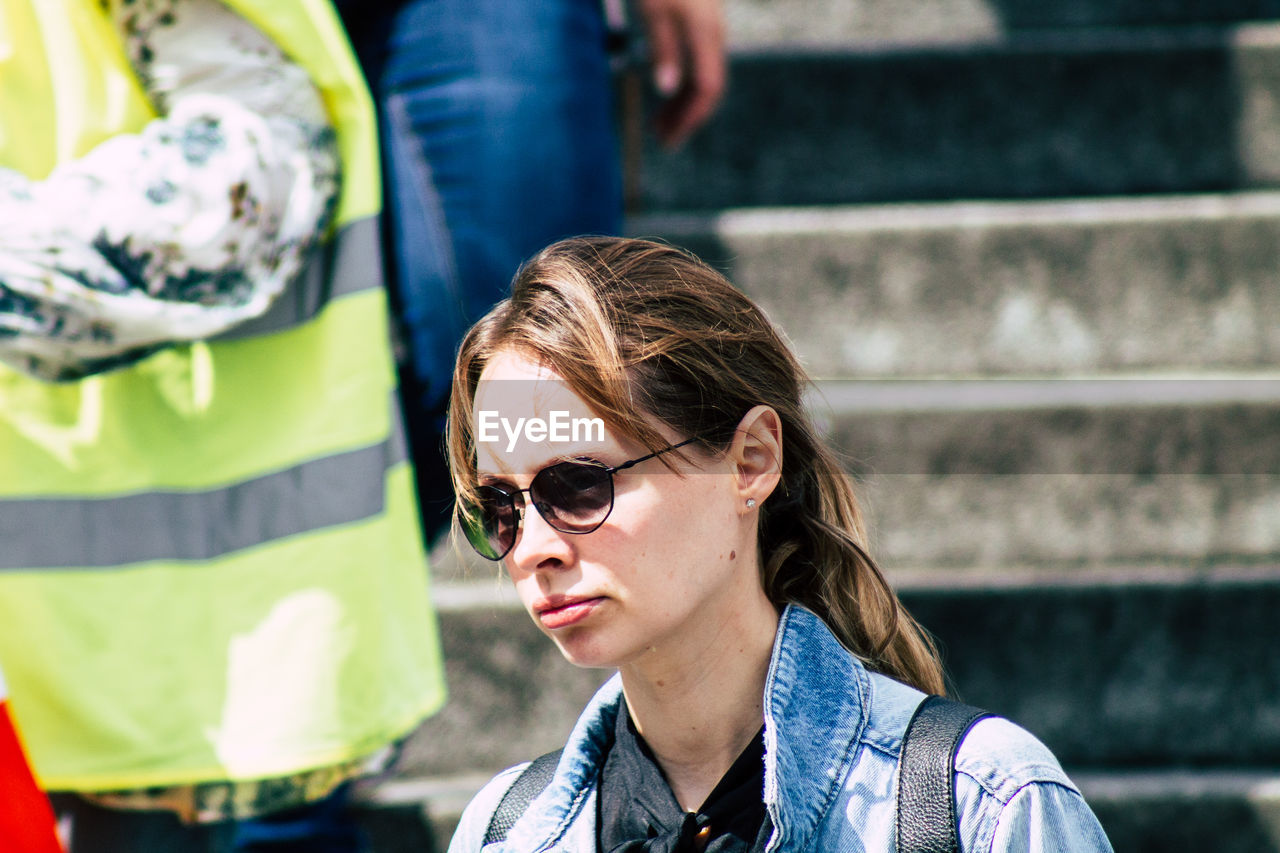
728, 405, 783, 511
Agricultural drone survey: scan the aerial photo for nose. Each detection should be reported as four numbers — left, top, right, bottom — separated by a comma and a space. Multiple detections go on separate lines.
508, 499, 575, 575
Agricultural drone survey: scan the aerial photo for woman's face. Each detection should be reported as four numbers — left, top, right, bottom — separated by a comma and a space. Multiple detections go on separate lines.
471, 350, 765, 672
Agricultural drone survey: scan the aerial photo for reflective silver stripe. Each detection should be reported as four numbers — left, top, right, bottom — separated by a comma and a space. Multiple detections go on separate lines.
219, 215, 384, 340
0, 413, 411, 570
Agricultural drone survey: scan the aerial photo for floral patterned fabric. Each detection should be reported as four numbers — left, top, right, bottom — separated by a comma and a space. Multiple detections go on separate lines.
0, 0, 339, 381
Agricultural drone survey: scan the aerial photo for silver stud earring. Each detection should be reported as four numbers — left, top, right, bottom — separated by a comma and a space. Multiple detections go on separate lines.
746, 498, 757, 509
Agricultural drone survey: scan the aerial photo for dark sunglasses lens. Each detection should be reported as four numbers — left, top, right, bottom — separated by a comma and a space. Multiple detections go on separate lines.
533, 462, 614, 532
462, 486, 518, 559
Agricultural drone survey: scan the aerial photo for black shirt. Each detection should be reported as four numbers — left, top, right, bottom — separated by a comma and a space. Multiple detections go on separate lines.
596, 699, 771, 853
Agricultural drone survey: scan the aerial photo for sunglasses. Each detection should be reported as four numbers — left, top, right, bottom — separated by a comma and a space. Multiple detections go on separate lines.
460, 436, 700, 560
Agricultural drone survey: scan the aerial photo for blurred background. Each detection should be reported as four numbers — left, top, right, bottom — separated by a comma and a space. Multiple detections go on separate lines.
351, 1, 1280, 850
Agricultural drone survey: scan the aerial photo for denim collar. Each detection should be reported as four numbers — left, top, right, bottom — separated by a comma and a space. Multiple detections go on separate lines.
502, 604, 871, 853
761, 605, 870, 851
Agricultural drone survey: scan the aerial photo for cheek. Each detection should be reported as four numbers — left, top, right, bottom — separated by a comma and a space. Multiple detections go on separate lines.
628, 478, 735, 566
673, 475, 734, 530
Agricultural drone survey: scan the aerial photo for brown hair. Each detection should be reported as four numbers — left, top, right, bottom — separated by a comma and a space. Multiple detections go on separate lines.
447, 237, 945, 695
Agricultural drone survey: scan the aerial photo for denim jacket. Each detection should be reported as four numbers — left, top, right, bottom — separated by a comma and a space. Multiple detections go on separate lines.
448, 605, 1114, 852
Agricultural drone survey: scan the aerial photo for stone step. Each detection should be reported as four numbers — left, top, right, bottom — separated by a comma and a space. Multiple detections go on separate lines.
352, 767, 1280, 852
897, 567, 1280, 768
627, 194, 1280, 377
395, 569, 1280, 784
817, 379, 1280, 567
724, 0, 1280, 49
637, 26, 1280, 209
353, 773, 481, 853
1077, 770, 1280, 853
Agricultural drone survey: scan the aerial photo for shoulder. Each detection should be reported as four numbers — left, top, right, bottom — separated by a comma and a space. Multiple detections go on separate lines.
954, 716, 1076, 801
954, 718, 1112, 851
854, 674, 1112, 852
446, 764, 527, 853
856, 670, 1075, 795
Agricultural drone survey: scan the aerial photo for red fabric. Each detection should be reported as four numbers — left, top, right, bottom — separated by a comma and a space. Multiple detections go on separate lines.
0, 699, 64, 853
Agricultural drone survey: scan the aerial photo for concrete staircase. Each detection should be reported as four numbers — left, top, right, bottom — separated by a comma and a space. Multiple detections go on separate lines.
355, 2, 1280, 849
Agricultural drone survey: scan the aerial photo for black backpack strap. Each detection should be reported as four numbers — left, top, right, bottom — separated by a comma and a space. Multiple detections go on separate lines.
482, 748, 563, 846
895, 695, 993, 853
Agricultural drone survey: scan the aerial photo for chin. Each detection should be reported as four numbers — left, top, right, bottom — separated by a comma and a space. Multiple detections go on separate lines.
548, 629, 628, 670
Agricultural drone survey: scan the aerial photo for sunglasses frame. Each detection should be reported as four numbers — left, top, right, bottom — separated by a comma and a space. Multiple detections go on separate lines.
461, 436, 701, 560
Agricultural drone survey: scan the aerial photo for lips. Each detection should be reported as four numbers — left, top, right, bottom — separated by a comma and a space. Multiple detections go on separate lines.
534, 595, 605, 630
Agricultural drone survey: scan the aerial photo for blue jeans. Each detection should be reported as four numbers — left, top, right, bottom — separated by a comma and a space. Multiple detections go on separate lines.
340, 0, 624, 539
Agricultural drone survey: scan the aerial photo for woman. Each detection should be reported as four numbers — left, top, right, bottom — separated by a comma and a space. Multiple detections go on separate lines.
445, 237, 1113, 851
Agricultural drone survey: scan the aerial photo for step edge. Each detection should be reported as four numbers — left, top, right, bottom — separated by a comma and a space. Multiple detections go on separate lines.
1072, 768, 1280, 800
431, 564, 1280, 611
806, 376, 1280, 414
627, 191, 1280, 238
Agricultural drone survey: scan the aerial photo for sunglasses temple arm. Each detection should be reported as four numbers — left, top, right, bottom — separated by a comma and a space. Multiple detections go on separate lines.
609, 436, 700, 474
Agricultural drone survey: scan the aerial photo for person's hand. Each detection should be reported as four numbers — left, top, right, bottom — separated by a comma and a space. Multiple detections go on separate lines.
636, 0, 726, 149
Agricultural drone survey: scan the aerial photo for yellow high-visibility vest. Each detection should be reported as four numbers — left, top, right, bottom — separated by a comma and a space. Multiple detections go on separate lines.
0, 0, 446, 790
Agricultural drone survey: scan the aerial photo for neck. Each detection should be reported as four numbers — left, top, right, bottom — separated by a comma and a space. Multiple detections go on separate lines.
618, 586, 779, 811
